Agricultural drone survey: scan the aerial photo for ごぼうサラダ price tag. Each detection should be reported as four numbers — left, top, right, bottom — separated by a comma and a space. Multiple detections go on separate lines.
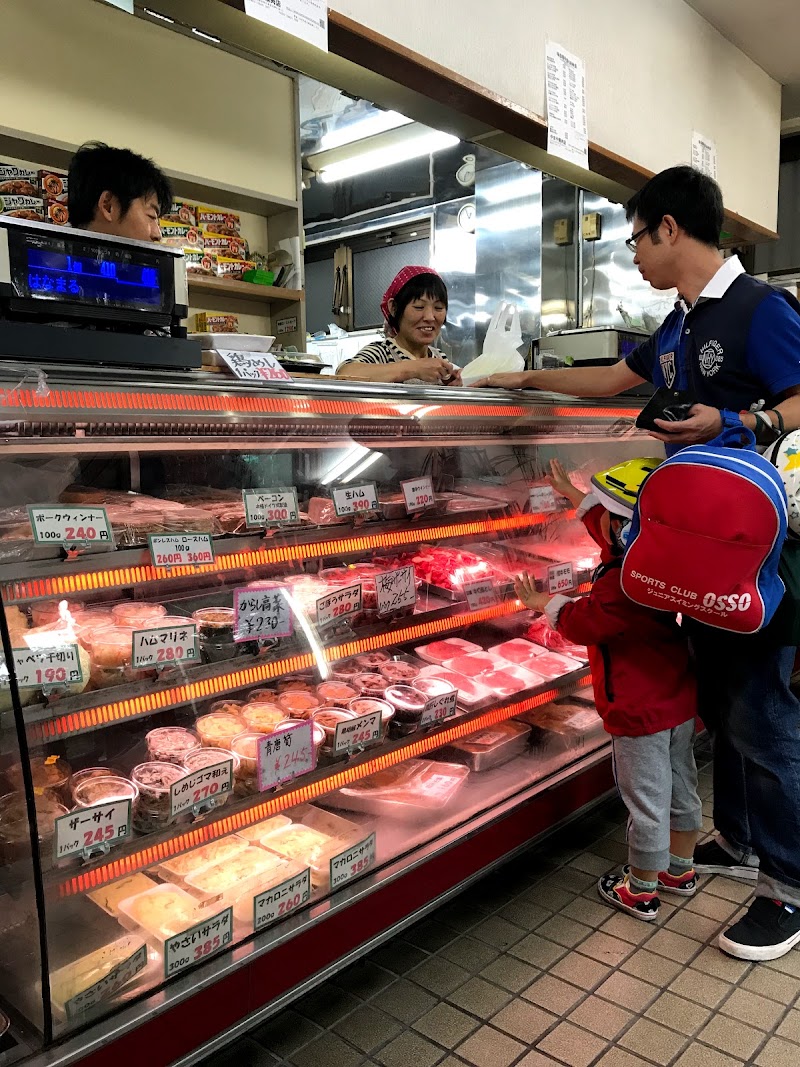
333, 711, 382, 754
547, 562, 575, 595
253, 868, 312, 932
316, 583, 362, 629
12, 643, 84, 689
54, 800, 132, 861
64, 942, 148, 1021
218, 350, 291, 382
401, 476, 435, 514
131, 623, 198, 669
169, 759, 233, 818
332, 483, 379, 517
529, 486, 558, 514
330, 833, 377, 891
28, 505, 113, 546
148, 533, 214, 568
375, 565, 417, 617
243, 488, 300, 527
257, 721, 317, 791
163, 907, 233, 980
234, 585, 293, 641
420, 688, 459, 727
463, 578, 498, 611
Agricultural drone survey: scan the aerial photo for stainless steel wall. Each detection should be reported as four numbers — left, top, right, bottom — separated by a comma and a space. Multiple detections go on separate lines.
540, 176, 578, 335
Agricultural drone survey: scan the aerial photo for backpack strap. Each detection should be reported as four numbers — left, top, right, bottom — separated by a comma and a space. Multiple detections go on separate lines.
709, 410, 757, 451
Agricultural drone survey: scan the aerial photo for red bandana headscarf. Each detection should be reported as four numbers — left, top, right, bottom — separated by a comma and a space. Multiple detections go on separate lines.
380, 265, 445, 336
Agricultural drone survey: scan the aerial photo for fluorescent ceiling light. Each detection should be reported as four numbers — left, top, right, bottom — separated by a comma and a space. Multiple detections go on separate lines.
321, 111, 413, 151
315, 127, 459, 184
144, 8, 174, 21
191, 27, 220, 42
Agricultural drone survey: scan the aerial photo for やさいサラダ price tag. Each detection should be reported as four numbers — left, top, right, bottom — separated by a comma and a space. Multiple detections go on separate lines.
64, 942, 148, 1021
169, 759, 233, 818
253, 868, 312, 933
529, 486, 558, 514
330, 833, 377, 891
163, 907, 233, 980
234, 584, 293, 642
333, 710, 382, 754
218, 350, 291, 382
332, 482, 379, 517
131, 623, 198, 670
547, 562, 575, 595
420, 688, 459, 727
243, 488, 300, 527
375, 565, 417, 617
148, 533, 214, 568
257, 721, 317, 791
12, 643, 84, 689
54, 800, 132, 861
316, 583, 362, 629
28, 505, 113, 546
401, 476, 435, 514
463, 578, 498, 611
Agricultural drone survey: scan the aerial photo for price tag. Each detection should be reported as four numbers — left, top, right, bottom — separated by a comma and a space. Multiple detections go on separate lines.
420, 688, 459, 727
330, 833, 377, 891
54, 800, 132, 861
131, 623, 198, 669
12, 643, 84, 689
64, 943, 148, 1021
234, 584, 293, 641
253, 868, 311, 932
316, 583, 362, 629
28, 505, 113, 546
463, 578, 498, 611
163, 907, 233, 980
257, 721, 317, 791
148, 533, 214, 568
332, 482, 379, 517
375, 565, 417, 617
218, 350, 291, 382
333, 710, 382, 754
401, 476, 435, 514
529, 486, 558, 514
242, 488, 300, 527
169, 759, 234, 818
547, 562, 575, 595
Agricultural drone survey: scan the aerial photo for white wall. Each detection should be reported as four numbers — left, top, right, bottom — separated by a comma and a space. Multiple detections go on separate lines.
333, 0, 782, 231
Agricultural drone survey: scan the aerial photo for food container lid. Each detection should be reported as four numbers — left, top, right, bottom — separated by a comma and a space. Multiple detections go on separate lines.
111, 602, 167, 626
185, 847, 284, 898
182, 747, 240, 773
131, 761, 186, 796
192, 607, 235, 630
208, 700, 245, 716
273, 718, 325, 747
146, 726, 201, 759
241, 703, 285, 732
230, 731, 262, 761
117, 883, 200, 941
73, 776, 139, 808
347, 697, 394, 720
158, 835, 249, 879
383, 684, 428, 710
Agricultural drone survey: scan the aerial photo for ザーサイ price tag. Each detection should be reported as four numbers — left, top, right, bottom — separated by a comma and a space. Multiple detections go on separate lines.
401, 476, 435, 514
148, 533, 214, 568
54, 800, 132, 861
163, 908, 233, 979
234, 585, 293, 641
257, 721, 316, 791
28, 505, 113, 546
375, 565, 416, 617
463, 578, 498, 611
420, 688, 459, 727
169, 759, 233, 817
330, 833, 377, 890
253, 868, 311, 932
12, 643, 84, 689
242, 488, 300, 527
218, 350, 291, 382
333, 711, 382, 754
316, 583, 362, 629
547, 562, 575, 595
131, 623, 198, 669
332, 483, 379, 517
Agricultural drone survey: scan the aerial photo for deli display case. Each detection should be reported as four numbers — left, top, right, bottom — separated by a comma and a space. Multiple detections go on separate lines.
0, 364, 650, 1066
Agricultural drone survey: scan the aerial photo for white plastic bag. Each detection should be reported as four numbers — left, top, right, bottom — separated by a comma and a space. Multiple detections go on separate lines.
460, 302, 525, 383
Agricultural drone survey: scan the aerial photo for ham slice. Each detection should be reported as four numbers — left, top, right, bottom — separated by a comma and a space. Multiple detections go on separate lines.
444, 652, 497, 677
418, 665, 490, 706
488, 639, 545, 664
415, 638, 482, 664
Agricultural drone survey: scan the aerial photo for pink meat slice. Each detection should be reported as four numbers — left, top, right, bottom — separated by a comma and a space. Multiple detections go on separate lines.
446, 652, 496, 677
533, 652, 582, 677
419, 639, 481, 663
419, 666, 483, 701
490, 639, 543, 664
480, 669, 526, 696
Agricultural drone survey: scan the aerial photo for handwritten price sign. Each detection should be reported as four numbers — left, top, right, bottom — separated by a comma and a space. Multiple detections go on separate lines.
333, 710, 382, 754
218, 350, 291, 382
28, 506, 113, 546
375, 565, 416, 617
257, 721, 316, 791
148, 533, 214, 568
332, 483, 379, 518
253, 868, 312, 932
330, 833, 377, 891
131, 623, 197, 669
54, 800, 132, 861
401, 476, 435, 514
164, 908, 233, 980
234, 584, 293, 641
243, 488, 300, 527
316, 583, 362, 629
547, 562, 575, 595
169, 759, 233, 817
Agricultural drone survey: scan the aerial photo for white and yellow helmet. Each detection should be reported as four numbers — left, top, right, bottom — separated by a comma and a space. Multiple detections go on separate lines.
590, 458, 663, 519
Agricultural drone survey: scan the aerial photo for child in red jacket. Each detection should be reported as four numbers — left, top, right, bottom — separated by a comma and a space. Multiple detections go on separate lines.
514, 459, 702, 921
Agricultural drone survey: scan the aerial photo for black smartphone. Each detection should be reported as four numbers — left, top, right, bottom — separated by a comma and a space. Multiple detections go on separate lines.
635, 388, 696, 432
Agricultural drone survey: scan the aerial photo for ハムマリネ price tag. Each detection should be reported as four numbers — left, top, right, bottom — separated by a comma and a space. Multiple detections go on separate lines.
131, 623, 198, 669
242, 488, 300, 527
54, 800, 132, 861
463, 578, 498, 611
547, 562, 575, 594
148, 533, 214, 568
316, 583, 362, 629
401, 476, 435, 514
234, 585, 293, 641
253, 868, 311, 932
12, 643, 84, 689
257, 721, 316, 791
333, 711, 382, 754
330, 833, 377, 891
375, 565, 417, 617
163, 907, 233, 980
529, 486, 558, 514
218, 350, 291, 382
332, 483, 379, 517
28, 506, 113, 546
64, 941, 148, 1021
420, 688, 459, 727
169, 759, 233, 818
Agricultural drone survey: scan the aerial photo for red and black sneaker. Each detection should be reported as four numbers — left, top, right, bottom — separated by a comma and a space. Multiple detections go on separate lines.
598, 871, 660, 921
622, 865, 698, 898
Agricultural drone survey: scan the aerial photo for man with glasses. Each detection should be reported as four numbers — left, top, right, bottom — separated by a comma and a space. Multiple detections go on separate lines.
480, 164, 800, 962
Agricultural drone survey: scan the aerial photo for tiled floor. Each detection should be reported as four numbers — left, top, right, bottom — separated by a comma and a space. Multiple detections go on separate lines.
200, 765, 800, 1067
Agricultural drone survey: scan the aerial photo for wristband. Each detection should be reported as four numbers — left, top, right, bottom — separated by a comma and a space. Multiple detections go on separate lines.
767, 408, 785, 435
754, 410, 779, 445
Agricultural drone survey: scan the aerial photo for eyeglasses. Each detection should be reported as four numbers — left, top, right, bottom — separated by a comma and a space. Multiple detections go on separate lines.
625, 225, 651, 253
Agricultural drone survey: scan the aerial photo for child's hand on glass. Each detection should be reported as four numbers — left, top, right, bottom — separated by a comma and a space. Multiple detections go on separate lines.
547, 459, 576, 498
514, 573, 550, 613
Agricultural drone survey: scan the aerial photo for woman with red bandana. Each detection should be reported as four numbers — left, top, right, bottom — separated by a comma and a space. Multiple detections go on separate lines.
336, 266, 462, 385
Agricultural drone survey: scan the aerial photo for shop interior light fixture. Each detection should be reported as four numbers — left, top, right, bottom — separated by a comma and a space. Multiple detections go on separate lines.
320, 110, 413, 151
310, 124, 460, 184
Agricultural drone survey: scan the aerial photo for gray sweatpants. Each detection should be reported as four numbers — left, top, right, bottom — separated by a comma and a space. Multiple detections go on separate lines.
611, 719, 703, 873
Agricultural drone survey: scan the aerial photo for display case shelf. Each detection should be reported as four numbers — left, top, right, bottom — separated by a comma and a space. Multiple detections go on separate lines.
187, 275, 304, 308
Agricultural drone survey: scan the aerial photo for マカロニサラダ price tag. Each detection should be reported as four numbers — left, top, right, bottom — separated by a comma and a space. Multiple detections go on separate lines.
242, 488, 300, 527
169, 758, 233, 818
131, 623, 197, 669
333, 710, 382, 754
331, 483, 379, 517
463, 578, 498, 611
257, 721, 317, 791
529, 486, 558, 514
12, 643, 84, 689
253, 868, 311, 932
54, 800, 132, 861
330, 833, 377, 890
148, 533, 214, 568
316, 583, 362, 629
547, 562, 575, 595
420, 688, 459, 727
375, 565, 417, 617
217, 350, 291, 382
28, 505, 113, 546
234, 585, 293, 642
163, 907, 233, 980
64, 942, 148, 1021
401, 476, 435, 514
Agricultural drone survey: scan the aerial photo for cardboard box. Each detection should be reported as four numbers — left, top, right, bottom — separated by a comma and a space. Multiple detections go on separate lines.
38, 170, 68, 202
195, 206, 240, 233
0, 164, 38, 196
194, 312, 239, 333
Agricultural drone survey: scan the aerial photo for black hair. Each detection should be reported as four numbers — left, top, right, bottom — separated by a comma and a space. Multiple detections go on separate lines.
68, 142, 173, 228
387, 273, 448, 333
626, 165, 723, 247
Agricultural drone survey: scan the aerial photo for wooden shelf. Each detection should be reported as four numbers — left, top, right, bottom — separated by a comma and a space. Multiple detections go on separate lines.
188, 275, 304, 307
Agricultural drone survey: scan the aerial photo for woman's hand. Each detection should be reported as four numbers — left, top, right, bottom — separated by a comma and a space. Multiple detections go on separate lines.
402, 357, 459, 384
513, 573, 550, 612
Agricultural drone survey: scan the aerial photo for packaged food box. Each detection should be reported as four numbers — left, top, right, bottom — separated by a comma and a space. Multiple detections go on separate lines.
158, 835, 249, 884
215, 256, 257, 280
198, 230, 248, 258
161, 200, 197, 226
183, 247, 217, 275
236, 815, 292, 844
194, 312, 238, 333
263, 807, 363, 889
438, 720, 531, 772
38, 169, 68, 202
160, 220, 202, 247
0, 164, 38, 195
88, 873, 158, 918
185, 847, 286, 903
49, 933, 147, 1016
196, 206, 241, 233
0, 195, 45, 220
117, 884, 200, 943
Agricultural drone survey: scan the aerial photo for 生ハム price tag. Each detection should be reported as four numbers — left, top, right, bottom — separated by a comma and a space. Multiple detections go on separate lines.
332, 483, 379, 517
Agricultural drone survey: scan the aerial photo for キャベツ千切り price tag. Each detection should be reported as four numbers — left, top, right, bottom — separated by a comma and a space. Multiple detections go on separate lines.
169, 758, 233, 818
163, 907, 233, 980
12, 643, 84, 689
28, 505, 113, 546
401, 476, 435, 514
217, 350, 291, 382
375, 565, 417, 617
330, 833, 377, 890
316, 583, 362, 629
331, 483, 379, 517
64, 942, 148, 1021
148, 533, 214, 568
529, 486, 558, 514
420, 688, 459, 727
333, 710, 382, 754
131, 623, 198, 669
253, 868, 312, 932
463, 578, 498, 611
242, 488, 300, 527
54, 800, 132, 861
257, 721, 317, 791
234, 585, 293, 641
547, 562, 575, 595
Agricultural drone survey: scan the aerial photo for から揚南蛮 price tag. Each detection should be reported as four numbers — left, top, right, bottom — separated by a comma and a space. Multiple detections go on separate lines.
331, 482, 379, 517
148, 533, 214, 568
463, 578, 498, 611
234, 585, 293, 642
316, 583, 362, 629
375, 565, 417, 617
54, 800, 132, 862
401, 476, 435, 514
547, 562, 575, 595
28, 505, 113, 546
242, 488, 300, 527
253, 868, 311, 932
330, 832, 377, 891
217, 350, 291, 382
64, 942, 148, 1021
131, 623, 198, 670
11, 643, 84, 689
169, 758, 234, 818
529, 486, 558, 514
163, 907, 233, 980
257, 721, 317, 791
420, 688, 459, 727
333, 710, 382, 755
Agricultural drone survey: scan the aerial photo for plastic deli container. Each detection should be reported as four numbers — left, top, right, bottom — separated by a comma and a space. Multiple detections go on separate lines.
196, 712, 244, 750
7, 755, 72, 805
130, 762, 186, 833
379, 660, 420, 685
30, 600, 85, 628
241, 703, 285, 735
260, 825, 338, 889
351, 673, 386, 698
73, 776, 139, 810
236, 815, 292, 845
315, 680, 358, 707
70, 766, 124, 802
49, 933, 147, 1017
277, 691, 321, 719
185, 847, 286, 904
208, 699, 245, 717
347, 697, 394, 732
311, 708, 357, 754
330, 660, 361, 682
158, 835, 249, 885
383, 685, 428, 723
273, 718, 326, 754
353, 651, 390, 670
111, 603, 167, 629
192, 607, 235, 642
146, 727, 200, 765
117, 883, 200, 943
0, 792, 67, 865
232, 857, 308, 927
230, 732, 263, 796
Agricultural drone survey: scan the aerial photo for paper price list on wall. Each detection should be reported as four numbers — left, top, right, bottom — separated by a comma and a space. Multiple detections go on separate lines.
545, 41, 589, 169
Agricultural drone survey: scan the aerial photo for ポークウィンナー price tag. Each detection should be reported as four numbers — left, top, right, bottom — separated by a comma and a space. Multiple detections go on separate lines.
28, 505, 113, 545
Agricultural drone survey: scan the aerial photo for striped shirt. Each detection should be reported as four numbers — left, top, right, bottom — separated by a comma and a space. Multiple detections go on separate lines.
339, 337, 444, 369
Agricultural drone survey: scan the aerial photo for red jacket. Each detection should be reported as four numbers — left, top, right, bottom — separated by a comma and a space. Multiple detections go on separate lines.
547, 501, 697, 737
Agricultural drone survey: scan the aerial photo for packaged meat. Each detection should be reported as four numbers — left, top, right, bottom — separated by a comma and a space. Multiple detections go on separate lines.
398, 546, 499, 593
49, 933, 147, 1016
118, 884, 200, 942
443, 652, 496, 677
325, 759, 469, 817
528, 651, 584, 678
414, 638, 482, 665
158, 836, 249, 883
488, 639, 546, 665
307, 497, 347, 526
438, 720, 531, 772
417, 664, 491, 707
524, 615, 588, 660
